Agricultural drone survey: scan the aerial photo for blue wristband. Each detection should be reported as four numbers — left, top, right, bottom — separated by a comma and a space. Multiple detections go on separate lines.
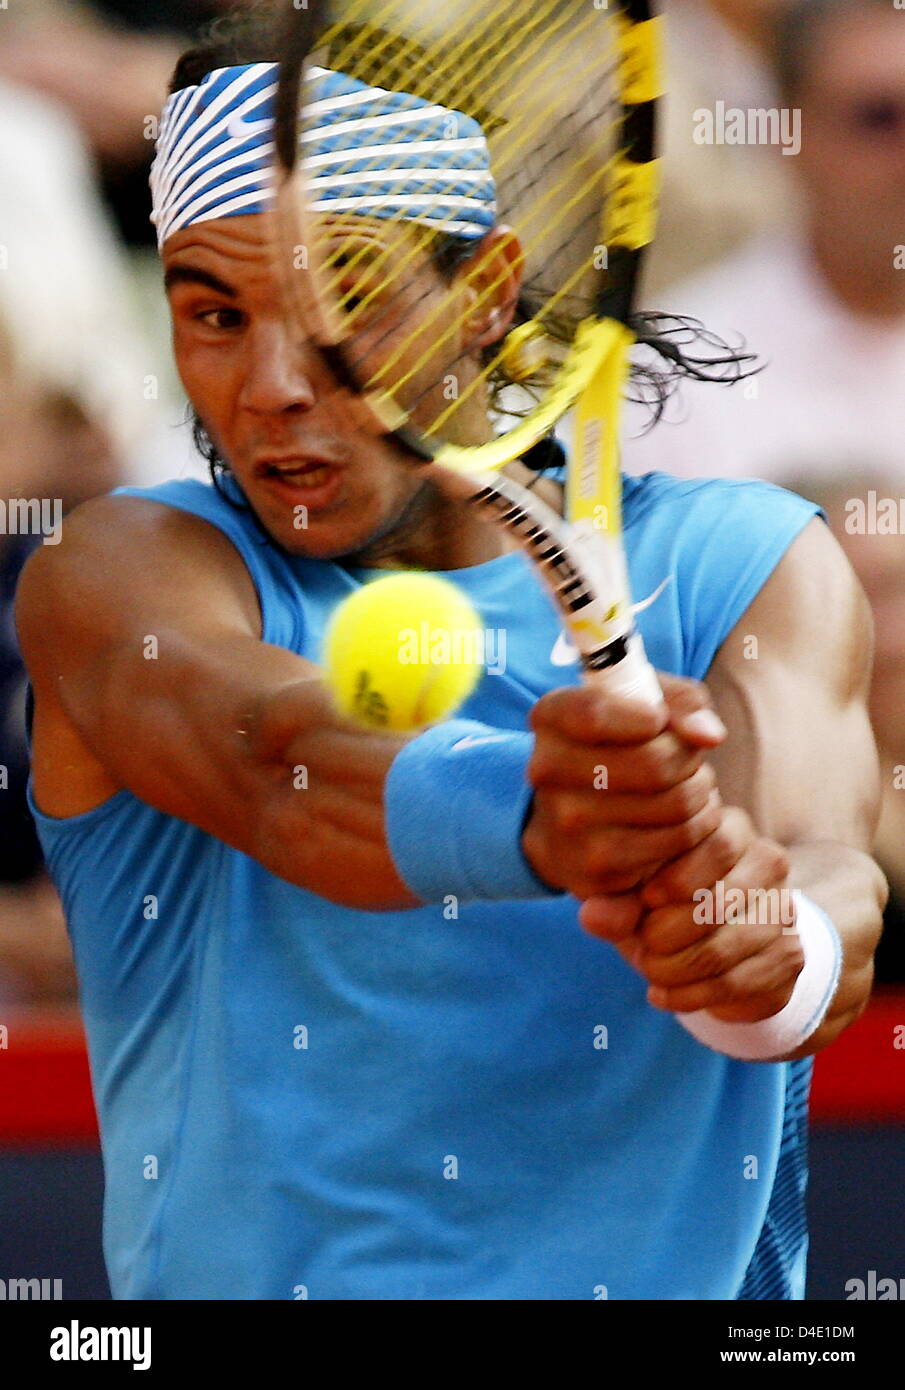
384, 719, 561, 904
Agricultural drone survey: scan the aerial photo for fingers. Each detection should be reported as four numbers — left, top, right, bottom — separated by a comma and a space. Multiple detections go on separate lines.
530, 684, 668, 745
534, 790, 723, 899
578, 800, 804, 1022
531, 675, 726, 750
629, 833, 799, 1018
578, 893, 645, 940
658, 672, 727, 748
528, 728, 708, 795
645, 932, 804, 1021
640, 810, 789, 909
601, 792, 725, 875
530, 763, 718, 832
523, 677, 729, 903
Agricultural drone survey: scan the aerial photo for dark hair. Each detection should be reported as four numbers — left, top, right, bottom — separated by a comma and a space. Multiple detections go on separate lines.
771, 0, 890, 101
169, 0, 285, 94
173, 2, 759, 490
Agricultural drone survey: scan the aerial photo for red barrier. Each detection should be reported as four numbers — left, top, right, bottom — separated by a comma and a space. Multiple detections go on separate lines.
0, 1007, 97, 1146
0, 993, 903, 1146
809, 988, 905, 1123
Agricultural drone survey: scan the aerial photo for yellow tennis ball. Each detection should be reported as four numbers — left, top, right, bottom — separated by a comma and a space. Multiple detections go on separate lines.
323, 573, 485, 732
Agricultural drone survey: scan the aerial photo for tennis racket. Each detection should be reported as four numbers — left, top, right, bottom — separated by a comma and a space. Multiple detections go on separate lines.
273, 0, 664, 705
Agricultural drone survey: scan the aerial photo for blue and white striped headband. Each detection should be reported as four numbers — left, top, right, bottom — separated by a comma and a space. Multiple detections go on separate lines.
150, 61, 497, 250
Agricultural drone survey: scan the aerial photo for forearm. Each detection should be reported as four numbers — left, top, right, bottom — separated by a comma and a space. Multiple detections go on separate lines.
20, 499, 427, 913
260, 695, 564, 912
249, 678, 420, 911
784, 840, 887, 1057
39, 622, 413, 909
120, 636, 423, 910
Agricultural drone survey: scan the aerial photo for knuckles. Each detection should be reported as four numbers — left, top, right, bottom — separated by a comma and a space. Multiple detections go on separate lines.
671, 798, 721, 854
760, 839, 791, 885
683, 933, 738, 981
526, 746, 564, 787
628, 741, 683, 791
666, 765, 716, 822
550, 796, 595, 835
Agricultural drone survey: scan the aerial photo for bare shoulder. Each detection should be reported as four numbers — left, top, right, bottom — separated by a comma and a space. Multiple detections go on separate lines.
711, 516, 871, 695
17, 493, 262, 677
706, 516, 878, 842
18, 494, 264, 817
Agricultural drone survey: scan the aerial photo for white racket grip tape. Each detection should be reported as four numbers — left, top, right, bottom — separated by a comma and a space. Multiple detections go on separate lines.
676, 892, 843, 1062
587, 631, 662, 706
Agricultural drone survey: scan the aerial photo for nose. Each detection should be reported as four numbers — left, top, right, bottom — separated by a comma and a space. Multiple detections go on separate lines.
238, 317, 320, 415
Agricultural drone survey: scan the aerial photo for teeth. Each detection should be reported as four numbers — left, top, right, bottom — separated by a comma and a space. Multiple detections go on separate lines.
275, 465, 331, 487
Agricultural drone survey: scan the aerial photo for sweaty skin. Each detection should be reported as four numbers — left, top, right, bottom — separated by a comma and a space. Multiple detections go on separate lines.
17, 211, 884, 1058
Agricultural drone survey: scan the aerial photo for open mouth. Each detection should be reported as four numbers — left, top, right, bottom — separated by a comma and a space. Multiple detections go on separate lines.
255, 456, 347, 513
259, 459, 339, 486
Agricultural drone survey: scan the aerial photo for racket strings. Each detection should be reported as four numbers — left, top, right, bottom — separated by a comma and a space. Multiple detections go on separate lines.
307, 0, 599, 324
282, 0, 634, 442
334, 138, 616, 397
322, 0, 506, 117
306, 21, 624, 411
307, 0, 549, 243
346, 125, 626, 429
341, 63, 622, 361
323, 0, 560, 139
301, 0, 610, 301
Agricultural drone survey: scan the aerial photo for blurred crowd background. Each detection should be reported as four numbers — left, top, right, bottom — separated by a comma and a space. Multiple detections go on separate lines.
0, 0, 903, 1007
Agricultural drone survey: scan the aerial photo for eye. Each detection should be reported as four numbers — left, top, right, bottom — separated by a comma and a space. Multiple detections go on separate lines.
194, 306, 244, 331
326, 248, 381, 318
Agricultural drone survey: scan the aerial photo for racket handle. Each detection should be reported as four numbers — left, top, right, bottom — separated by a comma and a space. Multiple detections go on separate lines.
584, 632, 663, 707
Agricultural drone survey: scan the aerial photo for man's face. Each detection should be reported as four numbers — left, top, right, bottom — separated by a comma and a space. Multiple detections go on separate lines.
795, 9, 905, 252
163, 210, 486, 559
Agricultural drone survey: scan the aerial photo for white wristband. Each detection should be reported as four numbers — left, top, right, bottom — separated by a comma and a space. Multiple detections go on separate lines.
676, 891, 843, 1062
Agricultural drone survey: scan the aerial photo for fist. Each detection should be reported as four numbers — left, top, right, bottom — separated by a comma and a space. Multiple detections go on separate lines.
580, 806, 803, 1023
522, 674, 728, 900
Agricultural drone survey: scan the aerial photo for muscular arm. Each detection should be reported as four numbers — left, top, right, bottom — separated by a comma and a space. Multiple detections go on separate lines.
706, 517, 886, 1054
581, 517, 886, 1060
17, 496, 420, 911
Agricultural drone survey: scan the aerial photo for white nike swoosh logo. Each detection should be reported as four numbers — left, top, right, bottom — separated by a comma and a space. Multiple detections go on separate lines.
550, 631, 580, 667
451, 735, 509, 751
548, 576, 673, 668
633, 575, 673, 615
227, 114, 273, 142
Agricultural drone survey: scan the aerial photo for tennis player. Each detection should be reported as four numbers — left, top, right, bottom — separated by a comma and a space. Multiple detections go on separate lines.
17, 23, 884, 1301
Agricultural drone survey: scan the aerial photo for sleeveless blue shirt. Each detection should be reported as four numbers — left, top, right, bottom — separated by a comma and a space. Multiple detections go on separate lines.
31, 472, 819, 1300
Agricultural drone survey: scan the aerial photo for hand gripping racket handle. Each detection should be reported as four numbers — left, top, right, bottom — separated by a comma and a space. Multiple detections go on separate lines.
565, 521, 663, 708
585, 629, 663, 706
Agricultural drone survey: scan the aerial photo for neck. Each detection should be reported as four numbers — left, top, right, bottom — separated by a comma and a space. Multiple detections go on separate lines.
344, 389, 545, 572
342, 476, 518, 572
809, 220, 905, 319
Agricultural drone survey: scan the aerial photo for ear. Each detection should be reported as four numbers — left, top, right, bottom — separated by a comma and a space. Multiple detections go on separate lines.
459, 226, 525, 350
